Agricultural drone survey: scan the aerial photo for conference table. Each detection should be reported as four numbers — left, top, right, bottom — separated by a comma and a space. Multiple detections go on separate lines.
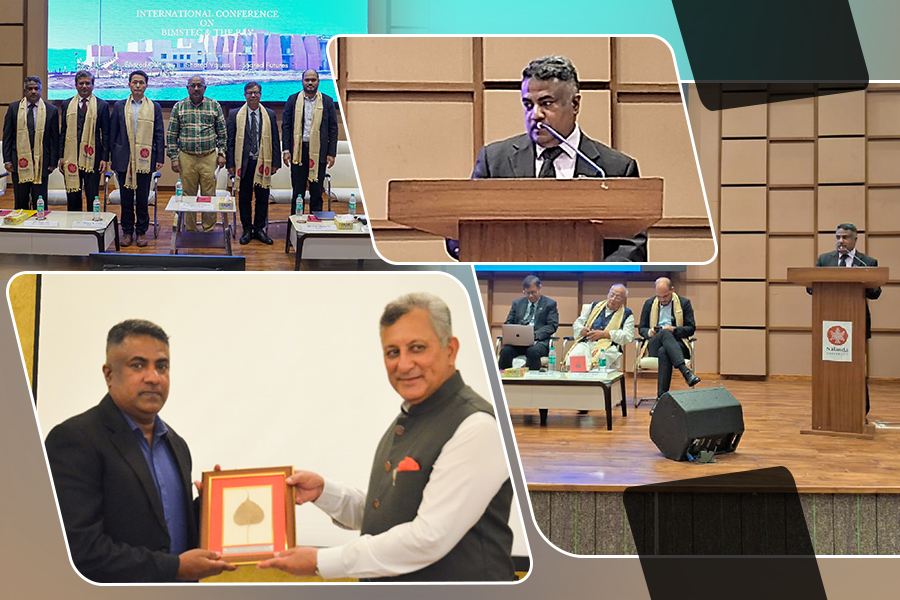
501, 370, 627, 430
165, 195, 236, 255
0, 210, 119, 255
284, 214, 378, 270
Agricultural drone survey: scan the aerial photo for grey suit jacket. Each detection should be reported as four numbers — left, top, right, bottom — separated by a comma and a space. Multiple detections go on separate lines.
813, 250, 881, 338
472, 132, 644, 262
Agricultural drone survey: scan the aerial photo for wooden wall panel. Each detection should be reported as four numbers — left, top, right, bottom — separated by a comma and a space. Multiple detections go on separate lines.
768, 236, 815, 281
868, 189, 900, 232
720, 329, 766, 375
817, 186, 866, 232
721, 96, 767, 138
0, 66, 25, 104
818, 90, 866, 136
345, 100, 474, 220
769, 96, 815, 138
866, 237, 900, 277
0, 25, 23, 62
616, 103, 705, 219
769, 189, 814, 233
692, 329, 719, 374
720, 281, 766, 327
345, 38, 473, 83
647, 237, 715, 263
0, 0, 23, 23
721, 140, 767, 184
768, 142, 814, 186
868, 285, 899, 330
867, 92, 900, 136
372, 238, 452, 263
720, 234, 766, 279
868, 140, 900, 184
721, 187, 766, 231
615, 37, 677, 84
818, 138, 866, 184
482, 37, 611, 81
678, 282, 719, 327
768, 284, 812, 328
869, 333, 900, 378
768, 331, 812, 376
539, 280, 581, 325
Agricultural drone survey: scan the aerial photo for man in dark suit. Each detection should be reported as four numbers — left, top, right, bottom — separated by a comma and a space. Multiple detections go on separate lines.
227, 81, 281, 245
59, 70, 110, 212
460, 55, 644, 262
109, 70, 165, 247
812, 222, 881, 414
282, 69, 338, 213
2, 76, 59, 209
498, 275, 559, 371
638, 277, 700, 409
44, 319, 234, 583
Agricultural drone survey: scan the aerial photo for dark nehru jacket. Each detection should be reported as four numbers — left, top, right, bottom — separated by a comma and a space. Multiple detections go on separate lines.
360, 371, 515, 582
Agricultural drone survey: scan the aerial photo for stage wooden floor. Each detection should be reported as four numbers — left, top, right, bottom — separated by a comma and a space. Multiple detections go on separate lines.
512, 375, 900, 494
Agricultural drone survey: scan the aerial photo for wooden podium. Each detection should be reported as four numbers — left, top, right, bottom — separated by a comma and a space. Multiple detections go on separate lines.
387, 178, 663, 262
787, 266, 889, 438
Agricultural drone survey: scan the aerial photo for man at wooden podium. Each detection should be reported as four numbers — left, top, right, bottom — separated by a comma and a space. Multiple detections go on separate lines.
812, 222, 882, 414
456, 55, 644, 262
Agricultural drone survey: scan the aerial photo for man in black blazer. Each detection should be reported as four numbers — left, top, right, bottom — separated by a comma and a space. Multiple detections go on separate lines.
109, 70, 165, 247
461, 55, 644, 262
282, 70, 338, 213
227, 81, 281, 245
498, 275, 559, 371
638, 277, 700, 406
44, 319, 234, 583
59, 70, 110, 212
812, 223, 881, 414
2, 76, 59, 209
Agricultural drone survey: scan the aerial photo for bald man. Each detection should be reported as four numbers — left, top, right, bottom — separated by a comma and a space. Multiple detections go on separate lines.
638, 278, 700, 410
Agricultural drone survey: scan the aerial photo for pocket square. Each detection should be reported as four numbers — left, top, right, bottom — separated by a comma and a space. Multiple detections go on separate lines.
397, 457, 420, 472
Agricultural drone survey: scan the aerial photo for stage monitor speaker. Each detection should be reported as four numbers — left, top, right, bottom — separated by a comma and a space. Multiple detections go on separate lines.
650, 386, 744, 461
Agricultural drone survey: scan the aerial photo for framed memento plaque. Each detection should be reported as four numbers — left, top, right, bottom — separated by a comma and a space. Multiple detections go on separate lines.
200, 466, 295, 564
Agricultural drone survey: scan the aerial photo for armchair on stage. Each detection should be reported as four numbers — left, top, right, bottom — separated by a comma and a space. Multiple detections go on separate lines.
388, 178, 663, 262
787, 266, 889, 438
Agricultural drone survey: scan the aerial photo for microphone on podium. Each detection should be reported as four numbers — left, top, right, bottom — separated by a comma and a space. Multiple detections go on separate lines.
536, 122, 607, 178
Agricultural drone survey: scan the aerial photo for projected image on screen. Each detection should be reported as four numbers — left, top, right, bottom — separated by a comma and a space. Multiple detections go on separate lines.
48, 0, 366, 102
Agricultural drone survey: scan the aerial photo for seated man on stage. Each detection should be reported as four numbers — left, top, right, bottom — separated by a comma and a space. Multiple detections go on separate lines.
812, 222, 881, 415
446, 55, 642, 262
638, 277, 700, 411
497, 275, 559, 371
565, 283, 634, 371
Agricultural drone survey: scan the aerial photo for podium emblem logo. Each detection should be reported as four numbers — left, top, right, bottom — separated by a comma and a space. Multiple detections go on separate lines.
827, 325, 848, 346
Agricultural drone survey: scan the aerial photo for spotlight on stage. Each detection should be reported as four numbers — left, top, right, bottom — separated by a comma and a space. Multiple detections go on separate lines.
650, 386, 744, 461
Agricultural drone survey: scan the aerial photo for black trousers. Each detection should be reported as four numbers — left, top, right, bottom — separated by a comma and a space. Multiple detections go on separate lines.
65, 169, 102, 212
498, 341, 549, 371
115, 171, 151, 236
648, 329, 690, 397
290, 142, 326, 213
238, 157, 270, 231
11, 171, 49, 210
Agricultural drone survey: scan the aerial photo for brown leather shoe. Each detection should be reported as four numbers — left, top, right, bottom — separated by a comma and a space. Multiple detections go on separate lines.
121, 234, 133, 247
136, 234, 148, 247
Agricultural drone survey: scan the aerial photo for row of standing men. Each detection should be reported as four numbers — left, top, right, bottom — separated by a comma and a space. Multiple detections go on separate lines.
1, 69, 338, 247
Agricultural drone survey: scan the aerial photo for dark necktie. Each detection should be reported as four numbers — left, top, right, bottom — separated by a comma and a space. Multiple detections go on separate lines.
523, 302, 535, 324
538, 146, 564, 178
27, 103, 35, 148
249, 111, 259, 157
80, 97, 87, 114
841, 253, 850, 267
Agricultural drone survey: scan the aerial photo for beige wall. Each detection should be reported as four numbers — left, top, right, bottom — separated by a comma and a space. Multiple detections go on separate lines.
334, 36, 713, 263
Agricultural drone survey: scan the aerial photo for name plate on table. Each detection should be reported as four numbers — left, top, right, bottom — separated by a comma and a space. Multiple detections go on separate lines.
524, 371, 562, 379
180, 202, 216, 212
25, 220, 59, 228
218, 200, 235, 211
73, 220, 106, 228
301, 222, 337, 232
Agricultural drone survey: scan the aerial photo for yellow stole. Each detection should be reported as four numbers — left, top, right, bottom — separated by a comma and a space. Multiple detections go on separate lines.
63, 95, 99, 192
233, 104, 273, 197
639, 293, 691, 359
564, 300, 626, 366
15, 98, 47, 184
292, 91, 323, 182
124, 95, 155, 189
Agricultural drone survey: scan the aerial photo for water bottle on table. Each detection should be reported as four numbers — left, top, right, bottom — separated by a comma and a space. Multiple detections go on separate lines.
36, 195, 45, 220
295, 193, 304, 217
175, 179, 183, 197
92, 195, 101, 221
547, 343, 556, 373
349, 193, 356, 216
598, 348, 607, 375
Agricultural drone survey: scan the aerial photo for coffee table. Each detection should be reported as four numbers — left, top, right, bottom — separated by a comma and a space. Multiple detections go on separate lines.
0, 211, 119, 255
165, 196, 235, 255
501, 371, 627, 430
284, 215, 378, 270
